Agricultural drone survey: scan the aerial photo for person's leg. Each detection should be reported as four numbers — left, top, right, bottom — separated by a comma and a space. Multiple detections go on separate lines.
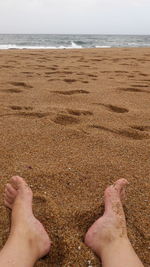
85, 179, 144, 267
0, 176, 51, 267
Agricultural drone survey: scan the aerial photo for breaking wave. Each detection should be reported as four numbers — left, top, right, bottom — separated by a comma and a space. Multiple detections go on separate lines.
0, 41, 83, 50
0, 34, 149, 50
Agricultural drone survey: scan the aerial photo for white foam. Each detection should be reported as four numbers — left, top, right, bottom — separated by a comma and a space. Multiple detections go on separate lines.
0, 44, 57, 50
95, 45, 111, 48
70, 41, 82, 48
0, 43, 113, 50
0, 42, 83, 50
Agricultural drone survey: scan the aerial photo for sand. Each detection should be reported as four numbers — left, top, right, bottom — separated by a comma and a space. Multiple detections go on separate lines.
0, 48, 150, 266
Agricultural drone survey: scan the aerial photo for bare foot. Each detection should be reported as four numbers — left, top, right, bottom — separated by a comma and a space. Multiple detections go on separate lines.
85, 179, 129, 257
4, 176, 51, 260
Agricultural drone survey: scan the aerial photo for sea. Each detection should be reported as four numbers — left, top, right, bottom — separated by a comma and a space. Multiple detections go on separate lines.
0, 34, 150, 50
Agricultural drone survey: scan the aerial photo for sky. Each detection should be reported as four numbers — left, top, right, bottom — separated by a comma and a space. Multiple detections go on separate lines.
0, 0, 150, 34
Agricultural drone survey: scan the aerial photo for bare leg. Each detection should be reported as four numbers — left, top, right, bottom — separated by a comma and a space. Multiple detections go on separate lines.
85, 179, 144, 267
0, 176, 51, 267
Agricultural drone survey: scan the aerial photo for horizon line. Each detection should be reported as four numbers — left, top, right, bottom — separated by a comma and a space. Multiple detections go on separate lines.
0, 33, 150, 35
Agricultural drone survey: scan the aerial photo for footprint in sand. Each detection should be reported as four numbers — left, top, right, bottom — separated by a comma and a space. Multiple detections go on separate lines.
3, 89, 22, 93
0, 111, 48, 119
63, 79, 77, 83
131, 126, 150, 132
108, 105, 128, 113
140, 79, 150, 82
9, 81, 33, 89
62, 71, 73, 75
115, 71, 129, 74
100, 71, 111, 74
10, 106, 33, 111
67, 109, 93, 116
89, 125, 149, 140
53, 113, 80, 126
22, 72, 32, 75
76, 72, 85, 76
131, 84, 149, 88
121, 63, 130, 66
45, 71, 59, 75
128, 75, 135, 78
91, 59, 103, 62
81, 80, 89, 84
93, 103, 129, 114
87, 74, 98, 78
107, 105, 128, 113
51, 90, 90, 95
16, 112, 48, 118
48, 79, 61, 82
119, 88, 150, 93
117, 129, 149, 140
1, 65, 12, 69
47, 67, 57, 71
139, 73, 148, 77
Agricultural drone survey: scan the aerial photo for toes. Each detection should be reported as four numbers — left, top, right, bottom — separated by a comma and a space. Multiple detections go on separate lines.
104, 186, 114, 213
9, 176, 33, 204
10, 176, 27, 190
10, 176, 32, 195
4, 189, 14, 201
114, 179, 129, 195
104, 179, 129, 214
4, 184, 17, 207
120, 187, 126, 202
5, 183, 17, 197
4, 183, 17, 209
4, 193, 14, 204
4, 176, 33, 210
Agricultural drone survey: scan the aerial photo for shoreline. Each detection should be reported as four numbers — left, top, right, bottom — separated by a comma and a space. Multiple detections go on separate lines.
0, 46, 150, 50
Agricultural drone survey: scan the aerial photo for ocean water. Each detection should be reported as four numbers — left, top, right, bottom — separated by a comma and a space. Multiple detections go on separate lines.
0, 34, 150, 49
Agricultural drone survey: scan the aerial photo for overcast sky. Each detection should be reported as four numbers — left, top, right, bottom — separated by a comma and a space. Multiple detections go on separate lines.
0, 0, 150, 34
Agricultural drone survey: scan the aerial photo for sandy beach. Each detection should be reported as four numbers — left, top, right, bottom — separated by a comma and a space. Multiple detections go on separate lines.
0, 48, 150, 266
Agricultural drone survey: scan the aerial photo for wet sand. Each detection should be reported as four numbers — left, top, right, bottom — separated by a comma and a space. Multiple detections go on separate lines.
0, 48, 150, 266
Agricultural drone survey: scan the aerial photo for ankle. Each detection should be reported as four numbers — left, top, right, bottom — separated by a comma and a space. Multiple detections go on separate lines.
9, 222, 42, 258
99, 236, 131, 257
85, 225, 129, 258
